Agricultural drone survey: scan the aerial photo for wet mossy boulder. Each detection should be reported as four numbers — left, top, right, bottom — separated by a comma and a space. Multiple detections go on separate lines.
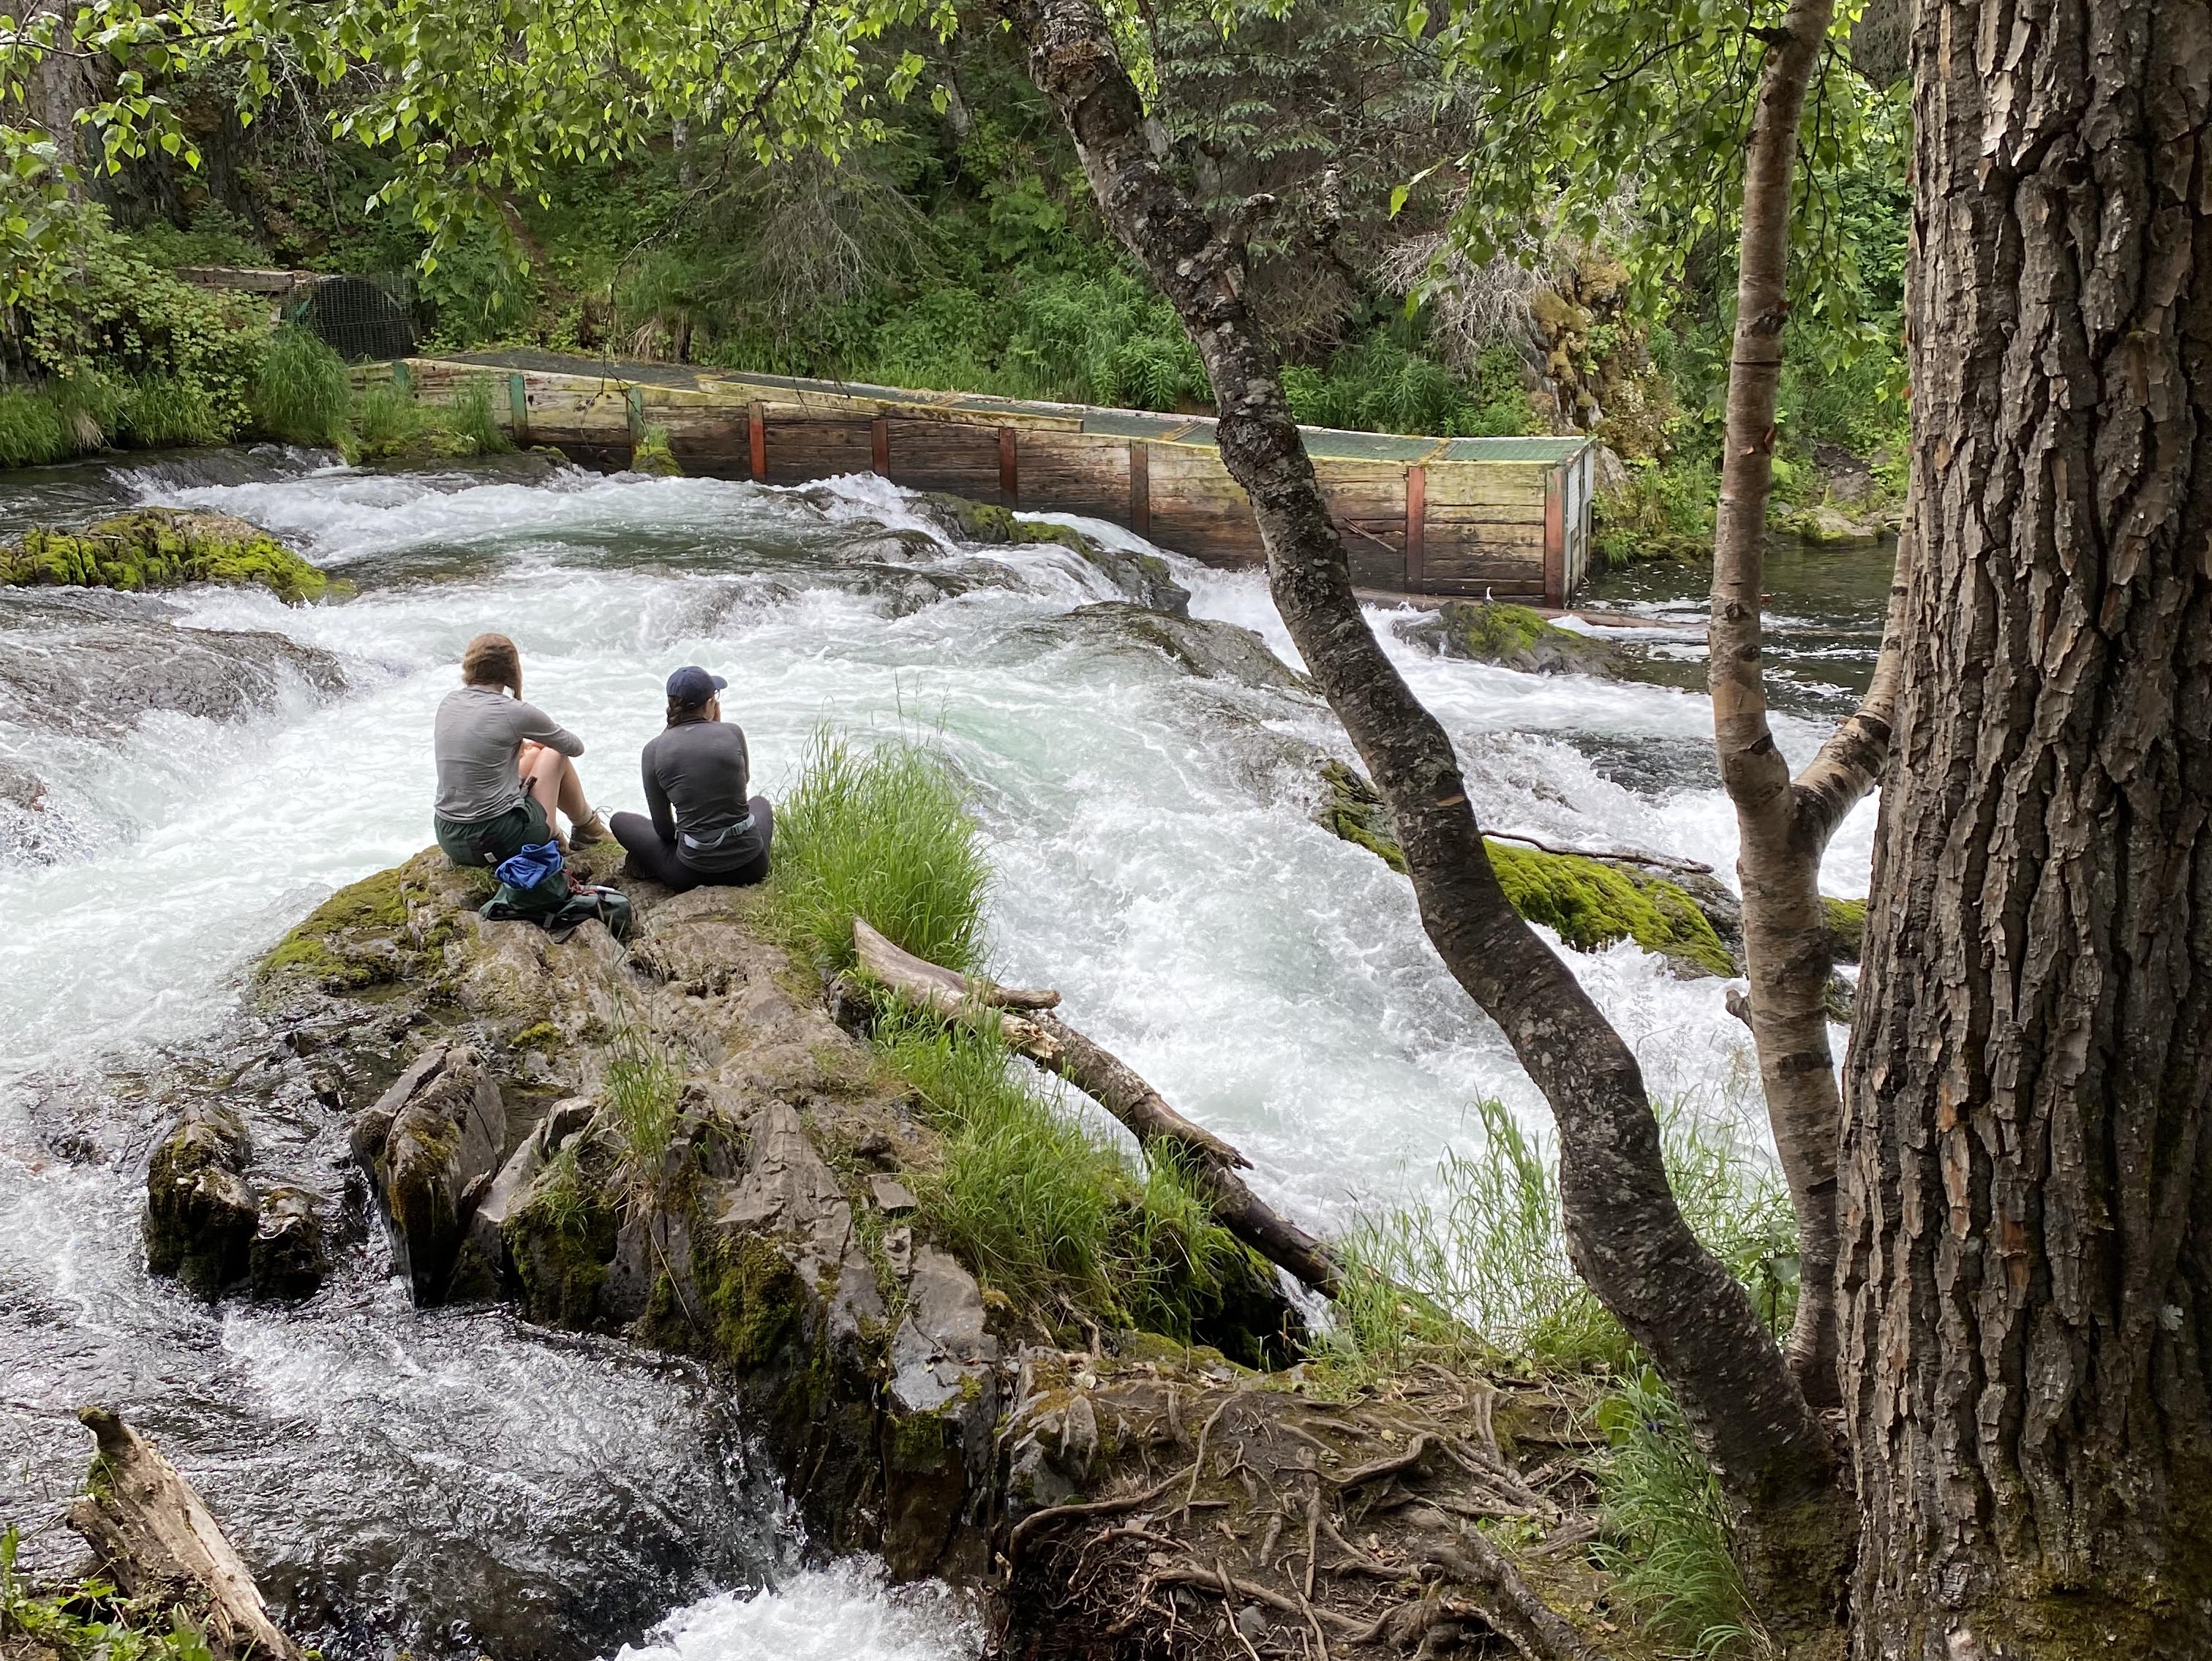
144, 1104, 259, 1297
917, 491, 1189, 615
1484, 840, 1736, 977
1395, 599, 1624, 677
1, 508, 331, 605
1776, 502, 1882, 546
1315, 760, 1737, 977
352, 1044, 508, 1305
247, 1185, 328, 1301
631, 426, 682, 478
1823, 895, 1867, 965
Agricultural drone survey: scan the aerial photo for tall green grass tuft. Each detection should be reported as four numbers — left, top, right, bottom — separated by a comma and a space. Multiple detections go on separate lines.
765, 732, 990, 975
445, 374, 513, 454
252, 325, 353, 448
880, 1009, 1121, 1299
0, 387, 78, 467
1593, 1368, 1757, 1657
603, 1023, 682, 1168
352, 381, 424, 453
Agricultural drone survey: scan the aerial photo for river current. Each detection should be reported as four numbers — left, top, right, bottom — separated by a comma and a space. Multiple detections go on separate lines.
0, 447, 1886, 1661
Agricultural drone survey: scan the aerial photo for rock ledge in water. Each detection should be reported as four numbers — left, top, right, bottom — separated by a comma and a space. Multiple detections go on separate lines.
1, 507, 334, 604
1394, 599, 1624, 677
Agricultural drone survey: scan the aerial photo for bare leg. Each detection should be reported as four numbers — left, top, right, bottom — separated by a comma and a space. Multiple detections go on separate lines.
521, 746, 582, 832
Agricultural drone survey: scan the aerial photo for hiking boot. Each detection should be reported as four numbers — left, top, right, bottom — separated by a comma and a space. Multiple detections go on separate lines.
571, 809, 611, 847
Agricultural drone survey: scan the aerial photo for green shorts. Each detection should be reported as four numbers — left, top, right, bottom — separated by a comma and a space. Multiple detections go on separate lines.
434, 795, 552, 870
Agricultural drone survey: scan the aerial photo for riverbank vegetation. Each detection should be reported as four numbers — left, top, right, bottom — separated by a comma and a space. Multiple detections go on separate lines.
0, 0, 1907, 558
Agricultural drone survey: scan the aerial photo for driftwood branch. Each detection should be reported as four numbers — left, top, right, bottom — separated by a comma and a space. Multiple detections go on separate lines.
67, 1406, 304, 1661
853, 918, 1342, 1295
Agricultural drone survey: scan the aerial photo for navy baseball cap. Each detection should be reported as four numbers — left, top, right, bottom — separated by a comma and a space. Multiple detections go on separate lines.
666, 666, 727, 707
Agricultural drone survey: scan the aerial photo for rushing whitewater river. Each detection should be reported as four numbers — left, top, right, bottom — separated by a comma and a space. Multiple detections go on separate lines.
0, 446, 1886, 1661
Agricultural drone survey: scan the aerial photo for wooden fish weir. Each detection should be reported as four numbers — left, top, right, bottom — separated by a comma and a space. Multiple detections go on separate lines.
369, 350, 1596, 602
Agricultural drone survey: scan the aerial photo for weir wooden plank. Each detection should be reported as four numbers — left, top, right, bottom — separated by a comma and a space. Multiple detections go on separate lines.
884, 418, 1001, 497
375, 355, 1592, 596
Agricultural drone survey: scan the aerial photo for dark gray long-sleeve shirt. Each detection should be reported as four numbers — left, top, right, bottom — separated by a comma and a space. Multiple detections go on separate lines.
641, 719, 762, 870
433, 685, 583, 823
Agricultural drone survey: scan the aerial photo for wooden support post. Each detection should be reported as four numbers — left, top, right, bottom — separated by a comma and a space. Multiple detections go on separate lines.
998, 426, 1018, 508
748, 402, 767, 481
508, 374, 529, 445
1405, 464, 1426, 590
1129, 441, 1151, 536
625, 386, 644, 445
1542, 464, 1568, 606
391, 360, 412, 393
871, 415, 889, 476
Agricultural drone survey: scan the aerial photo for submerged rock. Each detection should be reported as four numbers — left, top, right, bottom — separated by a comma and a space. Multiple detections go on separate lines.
1031, 603, 1311, 693
1394, 599, 1625, 677
0, 507, 334, 604
144, 1104, 259, 1297
915, 491, 1190, 615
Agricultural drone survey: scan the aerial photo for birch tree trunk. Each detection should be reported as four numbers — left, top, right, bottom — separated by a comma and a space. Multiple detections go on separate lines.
1841, 1, 2212, 1654
1009, 0, 1854, 1638
1708, 0, 1906, 1412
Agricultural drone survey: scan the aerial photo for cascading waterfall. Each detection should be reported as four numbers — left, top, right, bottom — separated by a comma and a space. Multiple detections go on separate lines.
0, 447, 1886, 1661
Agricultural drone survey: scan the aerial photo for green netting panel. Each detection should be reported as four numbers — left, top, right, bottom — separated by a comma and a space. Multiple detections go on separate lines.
1434, 436, 1590, 463
1298, 429, 1440, 462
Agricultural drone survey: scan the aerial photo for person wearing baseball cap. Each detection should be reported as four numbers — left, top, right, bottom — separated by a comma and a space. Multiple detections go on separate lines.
608, 665, 774, 891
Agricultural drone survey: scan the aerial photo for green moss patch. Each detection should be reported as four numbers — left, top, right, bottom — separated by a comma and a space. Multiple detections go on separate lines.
258, 864, 413, 987
1821, 895, 1866, 965
1317, 760, 1734, 976
1486, 841, 1735, 977
1, 508, 328, 604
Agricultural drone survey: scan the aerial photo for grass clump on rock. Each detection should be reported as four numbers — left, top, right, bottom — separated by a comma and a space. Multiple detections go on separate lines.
0, 1526, 222, 1661
765, 732, 990, 976
0, 507, 330, 605
353, 374, 514, 462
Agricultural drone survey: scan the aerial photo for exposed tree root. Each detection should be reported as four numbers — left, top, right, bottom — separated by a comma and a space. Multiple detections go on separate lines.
1001, 1351, 1624, 1659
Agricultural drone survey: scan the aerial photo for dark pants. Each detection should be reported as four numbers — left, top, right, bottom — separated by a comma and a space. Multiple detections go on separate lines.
610, 798, 773, 892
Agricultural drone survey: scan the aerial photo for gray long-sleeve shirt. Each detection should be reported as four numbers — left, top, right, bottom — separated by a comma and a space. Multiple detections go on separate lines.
433, 685, 584, 823
642, 719, 762, 870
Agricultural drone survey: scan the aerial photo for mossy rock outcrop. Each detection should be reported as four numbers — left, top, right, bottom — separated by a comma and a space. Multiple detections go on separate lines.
244, 846, 1007, 1579
1317, 760, 1737, 977
1032, 602, 1310, 693
1395, 599, 1624, 677
1, 508, 332, 604
1776, 502, 1883, 546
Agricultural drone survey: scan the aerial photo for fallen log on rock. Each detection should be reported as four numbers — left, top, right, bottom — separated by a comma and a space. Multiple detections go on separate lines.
852, 918, 1341, 1295
67, 1406, 304, 1661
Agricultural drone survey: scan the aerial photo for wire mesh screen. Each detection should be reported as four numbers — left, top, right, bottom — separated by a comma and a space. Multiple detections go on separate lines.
295, 273, 416, 362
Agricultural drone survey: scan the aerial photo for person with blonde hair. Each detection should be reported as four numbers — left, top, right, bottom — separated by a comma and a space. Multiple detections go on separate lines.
432, 632, 607, 868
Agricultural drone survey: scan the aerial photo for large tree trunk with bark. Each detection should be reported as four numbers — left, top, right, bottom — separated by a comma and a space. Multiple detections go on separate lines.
1008, 0, 1854, 1640
1840, 2, 2212, 1655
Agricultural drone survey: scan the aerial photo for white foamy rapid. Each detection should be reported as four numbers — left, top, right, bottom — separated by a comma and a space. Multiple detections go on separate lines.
0, 452, 1878, 1661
